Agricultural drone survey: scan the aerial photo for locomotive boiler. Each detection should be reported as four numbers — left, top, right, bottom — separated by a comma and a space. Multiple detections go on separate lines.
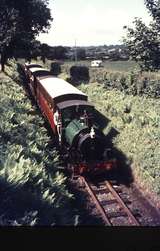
21, 62, 116, 175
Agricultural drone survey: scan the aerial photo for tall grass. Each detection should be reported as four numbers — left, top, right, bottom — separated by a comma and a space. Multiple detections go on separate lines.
79, 83, 160, 195
0, 60, 78, 225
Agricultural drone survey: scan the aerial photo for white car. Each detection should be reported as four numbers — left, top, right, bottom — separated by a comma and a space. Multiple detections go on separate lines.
91, 60, 103, 67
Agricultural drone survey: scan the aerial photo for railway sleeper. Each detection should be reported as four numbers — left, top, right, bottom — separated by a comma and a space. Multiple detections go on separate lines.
101, 199, 118, 206
92, 188, 110, 194
92, 186, 122, 196
107, 211, 128, 219
112, 187, 122, 193
120, 198, 132, 204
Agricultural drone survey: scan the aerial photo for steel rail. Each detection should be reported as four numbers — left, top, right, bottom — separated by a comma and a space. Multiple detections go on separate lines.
105, 181, 140, 226
78, 176, 140, 226
79, 176, 111, 225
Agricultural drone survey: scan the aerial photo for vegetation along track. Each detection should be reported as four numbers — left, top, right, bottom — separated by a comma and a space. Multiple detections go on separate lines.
75, 175, 160, 226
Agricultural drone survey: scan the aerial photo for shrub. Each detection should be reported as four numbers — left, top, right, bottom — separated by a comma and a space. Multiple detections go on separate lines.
70, 65, 89, 85
90, 69, 160, 98
50, 62, 61, 76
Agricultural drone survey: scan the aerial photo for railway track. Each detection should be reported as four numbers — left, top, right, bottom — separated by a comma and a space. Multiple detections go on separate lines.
78, 176, 140, 226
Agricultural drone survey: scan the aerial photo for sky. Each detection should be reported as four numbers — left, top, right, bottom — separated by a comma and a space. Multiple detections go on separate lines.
38, 0, 152, 46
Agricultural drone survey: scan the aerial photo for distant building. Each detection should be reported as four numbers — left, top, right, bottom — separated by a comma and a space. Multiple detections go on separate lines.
108, 48, 116, 54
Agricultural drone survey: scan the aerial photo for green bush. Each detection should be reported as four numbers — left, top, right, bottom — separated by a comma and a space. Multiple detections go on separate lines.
70, 65, 89, 84
89, 67, 160, 98
50, 62, 61, 76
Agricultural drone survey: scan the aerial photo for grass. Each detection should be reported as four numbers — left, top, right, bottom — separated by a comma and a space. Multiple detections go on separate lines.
79, 83, 160, 196
57, 60, 139, 80
0, 60, 79, 225
59, 60, 138, 72
101, 60, 138, 72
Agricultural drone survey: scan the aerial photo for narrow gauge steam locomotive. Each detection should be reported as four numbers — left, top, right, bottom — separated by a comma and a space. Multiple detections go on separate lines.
21, 63, 116, 175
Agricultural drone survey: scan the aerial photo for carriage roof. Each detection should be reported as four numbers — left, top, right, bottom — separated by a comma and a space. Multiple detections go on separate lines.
25, 63, 43, 69
39, 76, 87, 101
57, 100, 94, 110
29, 67, 50, 73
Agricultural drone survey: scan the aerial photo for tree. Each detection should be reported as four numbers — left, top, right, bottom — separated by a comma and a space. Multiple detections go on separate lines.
123, 0, 160, 71
30, 40, 41, 60
70, 65, 89, 84
0, 4, 18, 71
40, 43, 50, 63
145, 0, 160, 25
50, 62, 61, 76
0, 0, 52, 71
53, 46, 68, 60
12, 39, 41, 62
123, 18, 160, 71
77, 48, 86, 60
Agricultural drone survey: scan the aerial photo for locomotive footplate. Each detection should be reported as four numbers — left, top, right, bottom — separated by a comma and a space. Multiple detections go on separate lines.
69, 159, 117, 176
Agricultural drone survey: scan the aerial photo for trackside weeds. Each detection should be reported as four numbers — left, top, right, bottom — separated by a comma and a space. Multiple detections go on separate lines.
0, 60, 78, 225
79, 83, 160, 197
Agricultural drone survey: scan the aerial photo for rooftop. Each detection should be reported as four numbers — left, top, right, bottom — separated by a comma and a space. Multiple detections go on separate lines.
39, 77, 87, 101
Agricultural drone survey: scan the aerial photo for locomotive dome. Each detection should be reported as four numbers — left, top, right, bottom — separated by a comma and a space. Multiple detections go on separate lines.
39, 77, 87, 102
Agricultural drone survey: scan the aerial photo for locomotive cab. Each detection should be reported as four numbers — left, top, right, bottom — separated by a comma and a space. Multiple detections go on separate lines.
57, 100, 95, 129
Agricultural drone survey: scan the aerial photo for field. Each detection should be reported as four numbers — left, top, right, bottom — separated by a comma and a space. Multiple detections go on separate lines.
57, 60, 139, 72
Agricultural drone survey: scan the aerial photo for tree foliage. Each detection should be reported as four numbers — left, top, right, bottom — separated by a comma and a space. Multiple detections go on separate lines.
123, 0, 160, 71
145, 0, 160, 24
123, 18, 160, 71
70, 65, 90, 84
40, 43, 50, 63
76, 48, 86, 60
52, 46, 68, 60
0, 0, 52, 71
50, 62, 61, 76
